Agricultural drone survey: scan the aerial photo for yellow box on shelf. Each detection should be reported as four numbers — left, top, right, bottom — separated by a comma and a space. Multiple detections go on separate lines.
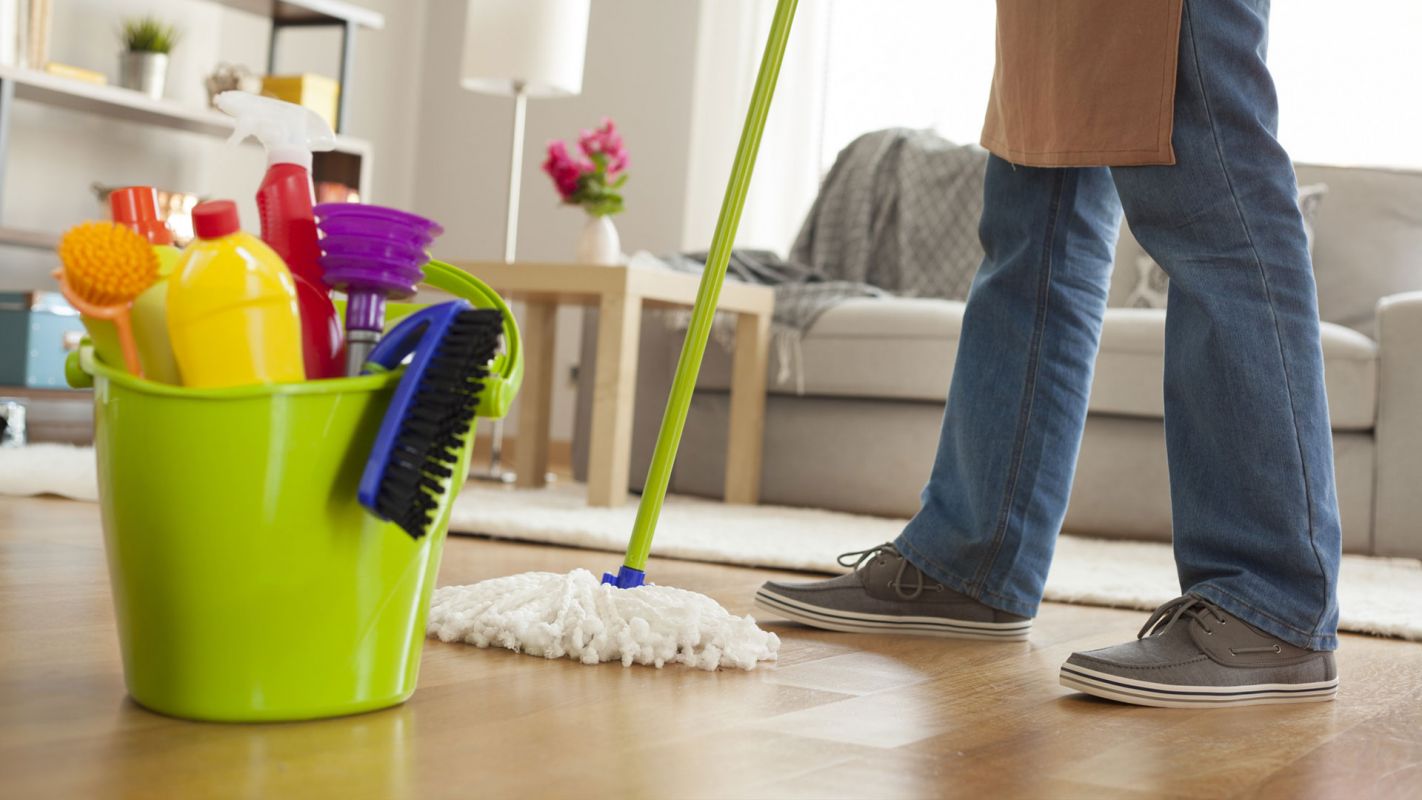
261, 74, 340, 131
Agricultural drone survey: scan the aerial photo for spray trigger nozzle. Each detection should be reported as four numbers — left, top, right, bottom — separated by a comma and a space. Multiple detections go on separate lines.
215, 90, 336, 169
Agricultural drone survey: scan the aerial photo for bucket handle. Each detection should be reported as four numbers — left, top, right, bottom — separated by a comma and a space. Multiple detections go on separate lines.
66, 344, 93, 389
421, 259, 522, 419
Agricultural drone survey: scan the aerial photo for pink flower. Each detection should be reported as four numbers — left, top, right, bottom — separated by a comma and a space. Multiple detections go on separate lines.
543, 119, 630, 215
578, 118, 629, 175
542, 140, 592, 201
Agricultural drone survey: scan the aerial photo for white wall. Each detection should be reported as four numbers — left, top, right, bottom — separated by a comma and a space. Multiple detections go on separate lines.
410, 0, 701, 443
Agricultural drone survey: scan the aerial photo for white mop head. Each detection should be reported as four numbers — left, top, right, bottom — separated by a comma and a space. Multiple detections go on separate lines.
427, 569, 780, 670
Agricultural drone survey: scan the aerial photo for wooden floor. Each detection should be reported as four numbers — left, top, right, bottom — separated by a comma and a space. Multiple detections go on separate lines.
2, 496, 1420, 800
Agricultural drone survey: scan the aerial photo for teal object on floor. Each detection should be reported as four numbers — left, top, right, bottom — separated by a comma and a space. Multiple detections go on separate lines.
0, 292, 86, 389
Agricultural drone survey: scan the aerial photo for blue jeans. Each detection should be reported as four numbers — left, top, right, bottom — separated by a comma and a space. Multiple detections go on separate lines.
896, 0, 1341, 650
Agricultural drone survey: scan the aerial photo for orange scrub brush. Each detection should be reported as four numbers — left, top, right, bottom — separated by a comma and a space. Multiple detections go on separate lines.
56, 221, 160, 376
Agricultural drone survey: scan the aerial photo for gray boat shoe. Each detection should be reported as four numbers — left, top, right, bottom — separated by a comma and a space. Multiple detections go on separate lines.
754, 543, 1032, 641
1060, 595, 1339, 708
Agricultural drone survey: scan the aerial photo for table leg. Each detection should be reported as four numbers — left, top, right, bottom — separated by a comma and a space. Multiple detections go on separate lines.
586, 293, 643, 507
514, 300, 557, 489
725, 310, 770, 504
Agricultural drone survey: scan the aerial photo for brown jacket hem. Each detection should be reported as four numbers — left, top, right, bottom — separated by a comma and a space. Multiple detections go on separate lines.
979, 137, 1177, 169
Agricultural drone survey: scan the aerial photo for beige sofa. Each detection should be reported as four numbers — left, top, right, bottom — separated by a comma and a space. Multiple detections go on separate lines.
572, 164, 1422, 559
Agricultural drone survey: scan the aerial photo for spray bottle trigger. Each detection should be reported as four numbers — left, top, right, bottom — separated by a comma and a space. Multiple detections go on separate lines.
226, 119, 254, 148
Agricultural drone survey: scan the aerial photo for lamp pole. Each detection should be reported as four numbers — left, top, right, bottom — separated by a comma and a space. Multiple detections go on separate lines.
503, 81, 527, 263
481, 82, 528, 482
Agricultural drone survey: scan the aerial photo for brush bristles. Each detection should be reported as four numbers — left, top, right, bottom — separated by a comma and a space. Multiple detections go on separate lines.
374, 308, 503, 539
58, 221, 160, 306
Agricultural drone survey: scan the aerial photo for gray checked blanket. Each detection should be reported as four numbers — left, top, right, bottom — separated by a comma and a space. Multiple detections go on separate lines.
657, 129, 989, 388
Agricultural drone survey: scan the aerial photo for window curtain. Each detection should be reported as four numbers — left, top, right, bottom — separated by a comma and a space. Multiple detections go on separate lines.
681, 0, 830, 253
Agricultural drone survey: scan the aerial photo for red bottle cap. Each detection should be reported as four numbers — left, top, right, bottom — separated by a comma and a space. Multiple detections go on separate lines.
109, 186, 174, 245
192, 200, 242, 240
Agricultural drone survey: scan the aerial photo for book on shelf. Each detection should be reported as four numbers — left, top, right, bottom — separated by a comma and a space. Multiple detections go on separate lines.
44, 62, 107, 86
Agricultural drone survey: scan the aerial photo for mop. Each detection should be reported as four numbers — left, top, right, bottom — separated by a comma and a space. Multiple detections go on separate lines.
427, 0, 799, 670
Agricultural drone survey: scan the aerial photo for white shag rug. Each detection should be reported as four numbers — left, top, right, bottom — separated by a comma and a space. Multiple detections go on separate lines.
0, 444, 98, 502
448, 482, 1422, 643
4, 446, 1419, 642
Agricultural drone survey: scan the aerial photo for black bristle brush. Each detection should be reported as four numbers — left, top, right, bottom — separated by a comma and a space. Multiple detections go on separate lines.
357, 300, 503, 539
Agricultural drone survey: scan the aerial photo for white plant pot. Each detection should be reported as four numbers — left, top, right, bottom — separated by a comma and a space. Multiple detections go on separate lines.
119, 51, 168, 100
576, 214, 622, 265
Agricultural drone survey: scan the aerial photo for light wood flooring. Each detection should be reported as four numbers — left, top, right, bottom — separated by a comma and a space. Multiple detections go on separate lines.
2, 495, 1420, 799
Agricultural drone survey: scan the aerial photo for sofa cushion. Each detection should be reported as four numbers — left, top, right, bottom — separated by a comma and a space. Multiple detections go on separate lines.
1090, 309, 1378, 431
1114, 183, 1329, 310
1109, 164, 1422, 335
693, 297, 1378, 431
1296, 164, 1422, 335
695, 297, 961, 402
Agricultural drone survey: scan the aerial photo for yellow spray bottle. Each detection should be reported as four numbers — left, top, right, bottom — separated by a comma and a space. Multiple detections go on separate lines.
166, 200, 306, 388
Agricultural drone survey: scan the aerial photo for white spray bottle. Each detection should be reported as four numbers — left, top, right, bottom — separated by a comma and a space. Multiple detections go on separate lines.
215, 90, 344, 379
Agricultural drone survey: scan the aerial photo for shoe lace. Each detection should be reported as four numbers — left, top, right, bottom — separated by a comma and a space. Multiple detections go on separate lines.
1137, 596, 1282, 655
836, 543, 943, 600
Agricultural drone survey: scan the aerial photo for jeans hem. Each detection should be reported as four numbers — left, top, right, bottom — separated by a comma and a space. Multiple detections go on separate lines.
1188, 583, 1337, 652
895, 533, 1040, 620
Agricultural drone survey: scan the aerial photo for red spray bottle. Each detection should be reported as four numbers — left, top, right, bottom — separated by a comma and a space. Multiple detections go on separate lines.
216, 91, 344, 379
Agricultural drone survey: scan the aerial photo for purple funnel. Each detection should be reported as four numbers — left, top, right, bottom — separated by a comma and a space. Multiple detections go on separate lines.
315, 203, 445, 374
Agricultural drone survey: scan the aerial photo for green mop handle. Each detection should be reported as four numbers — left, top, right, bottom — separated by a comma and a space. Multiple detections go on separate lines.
621, 0, 799, 573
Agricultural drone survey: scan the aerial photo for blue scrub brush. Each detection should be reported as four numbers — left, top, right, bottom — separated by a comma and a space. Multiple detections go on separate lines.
358, 300, 504, 539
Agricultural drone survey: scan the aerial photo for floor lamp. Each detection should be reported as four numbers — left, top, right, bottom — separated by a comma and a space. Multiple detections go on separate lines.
461, 0, 590, 481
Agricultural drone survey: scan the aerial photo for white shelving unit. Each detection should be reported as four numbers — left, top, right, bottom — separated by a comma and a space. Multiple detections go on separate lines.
0, 0, 384, 251
0, 64, 375, 145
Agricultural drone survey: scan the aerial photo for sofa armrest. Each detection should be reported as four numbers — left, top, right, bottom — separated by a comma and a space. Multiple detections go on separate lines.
1372, 291, 1422, 557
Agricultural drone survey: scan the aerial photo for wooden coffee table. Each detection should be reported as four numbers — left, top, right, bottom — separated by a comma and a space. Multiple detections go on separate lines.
452, 261, 775, 508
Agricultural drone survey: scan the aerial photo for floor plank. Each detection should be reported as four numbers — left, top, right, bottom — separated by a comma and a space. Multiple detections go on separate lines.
1, 495, 1420, 799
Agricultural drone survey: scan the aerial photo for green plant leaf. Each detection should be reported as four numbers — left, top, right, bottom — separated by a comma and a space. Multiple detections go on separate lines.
120, 16, 181, 54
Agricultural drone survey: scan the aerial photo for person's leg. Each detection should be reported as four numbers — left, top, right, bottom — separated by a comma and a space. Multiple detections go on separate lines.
1111, 0, 1340, 651
756, 154, 1122, 635
1060, 0, 1340, 708
894, 158, 1122, 618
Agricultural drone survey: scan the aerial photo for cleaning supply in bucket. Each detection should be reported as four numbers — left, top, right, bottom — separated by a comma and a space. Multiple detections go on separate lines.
167, 200, 306, 388
358, 300, 503, 539
315, 203, 444, 375
217, 90, 345, 380
108, 185, 181, 270
109, 186, 181, 384
426, 0, 797, 670
55, 221, 160, 376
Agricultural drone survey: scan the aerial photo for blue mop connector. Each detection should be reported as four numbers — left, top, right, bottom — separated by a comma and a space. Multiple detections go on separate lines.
602, 565, 646, 589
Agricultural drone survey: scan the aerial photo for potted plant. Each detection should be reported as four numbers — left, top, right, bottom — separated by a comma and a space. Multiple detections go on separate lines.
542, 119, 629, 265
118, 16, 180, 100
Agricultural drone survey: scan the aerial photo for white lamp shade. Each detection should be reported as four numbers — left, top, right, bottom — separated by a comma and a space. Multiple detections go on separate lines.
461, 0, 590, 98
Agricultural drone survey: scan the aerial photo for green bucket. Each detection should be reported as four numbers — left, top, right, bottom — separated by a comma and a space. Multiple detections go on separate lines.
68, 261, 520, 722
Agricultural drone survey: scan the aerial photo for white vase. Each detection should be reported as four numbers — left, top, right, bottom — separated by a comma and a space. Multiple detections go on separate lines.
576, 214, 621, 265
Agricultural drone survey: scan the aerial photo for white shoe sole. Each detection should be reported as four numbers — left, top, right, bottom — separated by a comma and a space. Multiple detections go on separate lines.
1059, 662, 1339, 708
754, 587, 1032, 641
